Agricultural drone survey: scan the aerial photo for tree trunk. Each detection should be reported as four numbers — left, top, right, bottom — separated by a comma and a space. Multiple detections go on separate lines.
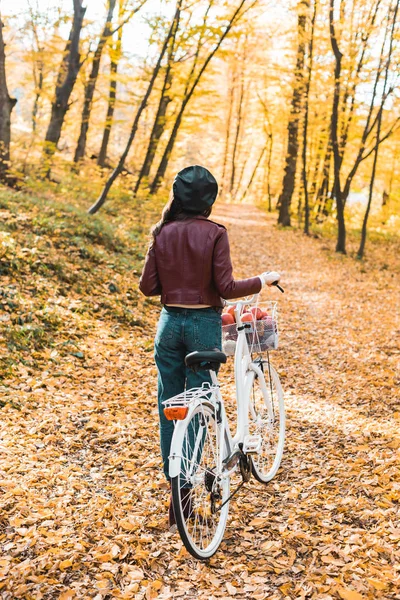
339, 0, 382, 159
150, 0, 249, 195
329, 0, 346, 253
302, 0, 317, 235
88, 2, 181, 214
32, 65, 44, 133
220, 64, 236, 196
309, 129, 325, 208
240, 146, 265, 202
265, 132, 273, 211
133, 2, 181, 194
315, 142, 331, 216
98, 27, 122, 167
0, 13, 17, 184
28, 4, 45, 134
74, 0, 116, 164
230, 37, 247, 194
357, 0, 399, 259
43, 0, 86, 160
339, 8, 392, 213
149, 103, 185, 195
277, 1, 307, 227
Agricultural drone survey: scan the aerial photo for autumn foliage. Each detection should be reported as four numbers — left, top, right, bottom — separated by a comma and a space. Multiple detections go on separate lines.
0, 0, 399, 596
1, 192, 399, 597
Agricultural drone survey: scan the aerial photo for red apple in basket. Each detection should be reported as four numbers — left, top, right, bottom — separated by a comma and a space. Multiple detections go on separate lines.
222, 313, 235, 326
241, 313, 254, 323
226, 305, 236, 318
227, 304, 247, 317
250, 307, 264, 320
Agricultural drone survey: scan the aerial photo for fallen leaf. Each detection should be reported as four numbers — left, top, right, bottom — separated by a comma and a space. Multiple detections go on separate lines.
338, 589, 365, 600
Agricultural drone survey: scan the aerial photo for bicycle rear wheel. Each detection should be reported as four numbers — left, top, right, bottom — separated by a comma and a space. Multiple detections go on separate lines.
171, 402, 230, 559
248, 360, 285, 483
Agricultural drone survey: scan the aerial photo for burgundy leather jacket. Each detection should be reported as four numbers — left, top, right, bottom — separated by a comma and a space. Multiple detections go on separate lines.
139, 216, 261, 307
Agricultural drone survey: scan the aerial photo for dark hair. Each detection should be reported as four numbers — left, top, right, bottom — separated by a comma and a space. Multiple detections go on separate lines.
151, 190, 212, 242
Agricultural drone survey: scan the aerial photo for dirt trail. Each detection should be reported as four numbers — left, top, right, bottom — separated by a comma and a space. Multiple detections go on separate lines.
1, 204, 399, 600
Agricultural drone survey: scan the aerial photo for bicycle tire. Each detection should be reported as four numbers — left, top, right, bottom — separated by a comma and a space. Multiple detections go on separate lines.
171, 402, 230, 559
248, 361, 285, 483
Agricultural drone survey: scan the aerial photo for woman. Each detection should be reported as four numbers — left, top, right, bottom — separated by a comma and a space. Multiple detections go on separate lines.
139, 165, 278, 528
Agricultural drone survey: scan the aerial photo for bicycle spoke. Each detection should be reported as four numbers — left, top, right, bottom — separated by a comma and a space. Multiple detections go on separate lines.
171, 402, 230, 559
249, 362, 285, 483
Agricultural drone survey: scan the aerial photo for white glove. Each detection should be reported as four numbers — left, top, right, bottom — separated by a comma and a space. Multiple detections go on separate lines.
258, 271, 281, 287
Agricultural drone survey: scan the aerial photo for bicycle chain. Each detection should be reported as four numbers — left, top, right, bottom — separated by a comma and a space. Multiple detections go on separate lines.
213, 450, 252, 513
213, 480, 246, 513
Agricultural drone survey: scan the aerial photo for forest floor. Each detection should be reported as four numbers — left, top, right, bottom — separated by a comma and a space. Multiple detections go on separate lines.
0, 191, 399, 600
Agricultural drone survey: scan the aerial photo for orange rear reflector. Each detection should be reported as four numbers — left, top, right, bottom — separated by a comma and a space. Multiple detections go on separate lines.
163, 406, 189, 421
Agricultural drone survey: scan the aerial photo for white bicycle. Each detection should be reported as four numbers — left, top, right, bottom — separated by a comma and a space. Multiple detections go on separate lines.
162, 292, 285, 559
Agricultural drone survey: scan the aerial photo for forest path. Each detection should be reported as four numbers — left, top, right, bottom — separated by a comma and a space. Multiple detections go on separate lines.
1, 204, 399, 600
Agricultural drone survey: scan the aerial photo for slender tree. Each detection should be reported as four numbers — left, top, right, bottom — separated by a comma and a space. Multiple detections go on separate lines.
257, 91, 273, 211
88, 1, 182, 214
220, 53, 237, 196
150, 0, 256, 194
277, 0, 308, 226
97, 14, 123, 167
230, 35, 247, 195
264, 132, 273, 211
338, 0, 383, 163
27, 2, 45, 133
240, 146, 265, 202
133, 0, 182, 194
43, 0, 86, 166
315, 142, 332, 217
73, 0, 117, 164
302, 0, 317, 235
358, 0, 399, 258
0, 12, 17, 184
329, 0, 399, 253
329, 0, 346, 252
76, 0, 146, 165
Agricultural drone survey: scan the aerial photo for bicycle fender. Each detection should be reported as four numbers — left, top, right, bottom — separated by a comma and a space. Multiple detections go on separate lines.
168, 400, 213, 479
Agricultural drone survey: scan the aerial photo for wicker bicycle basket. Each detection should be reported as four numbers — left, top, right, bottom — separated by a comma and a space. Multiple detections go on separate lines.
222, 301, 278, 356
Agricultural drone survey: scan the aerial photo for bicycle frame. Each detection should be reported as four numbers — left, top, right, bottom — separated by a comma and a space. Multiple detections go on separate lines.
168, 294, 266, 480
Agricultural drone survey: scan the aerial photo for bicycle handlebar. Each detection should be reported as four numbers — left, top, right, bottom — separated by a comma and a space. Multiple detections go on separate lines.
223, 281, 284, 307
224, 294, 259, 307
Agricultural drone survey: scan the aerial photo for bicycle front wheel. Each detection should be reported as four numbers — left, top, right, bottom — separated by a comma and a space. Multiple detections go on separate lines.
248, 360, 285, 483
171, 402, 230, 560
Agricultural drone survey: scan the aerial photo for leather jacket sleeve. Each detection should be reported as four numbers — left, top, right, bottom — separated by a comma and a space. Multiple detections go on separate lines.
139, 243, 162, 296
213, 230, 262, 299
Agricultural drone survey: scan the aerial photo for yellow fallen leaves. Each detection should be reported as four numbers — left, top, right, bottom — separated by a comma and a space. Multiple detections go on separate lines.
59, 591, 75, 600
119, 515, 144, 531
338, 589, 364, 600
59, 558, 73, 570
226, 581, 238, 595
96, 579, 112, 590
1, 203, 400, 599
367, 578, 387, 590
124, 567, 145, 582
248, 516, 269, 528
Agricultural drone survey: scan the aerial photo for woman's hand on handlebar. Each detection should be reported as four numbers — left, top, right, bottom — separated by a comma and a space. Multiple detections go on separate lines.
224, 272, 284, 307
259, 271, 284, 293
259, 271, 280, 287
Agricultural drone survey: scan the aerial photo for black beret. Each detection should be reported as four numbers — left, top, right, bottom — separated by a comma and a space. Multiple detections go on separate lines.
173, 165, 218, 213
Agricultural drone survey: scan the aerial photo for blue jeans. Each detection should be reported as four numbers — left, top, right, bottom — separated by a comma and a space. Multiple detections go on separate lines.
154, 306, 222, 480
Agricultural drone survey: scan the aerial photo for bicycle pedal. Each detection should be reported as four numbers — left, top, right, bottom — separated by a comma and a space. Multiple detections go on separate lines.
222, 450, 241, 470
243, 435, 262, 454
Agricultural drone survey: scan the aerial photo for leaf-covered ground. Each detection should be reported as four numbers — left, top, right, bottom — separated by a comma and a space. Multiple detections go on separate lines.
1, 193, 399, 599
